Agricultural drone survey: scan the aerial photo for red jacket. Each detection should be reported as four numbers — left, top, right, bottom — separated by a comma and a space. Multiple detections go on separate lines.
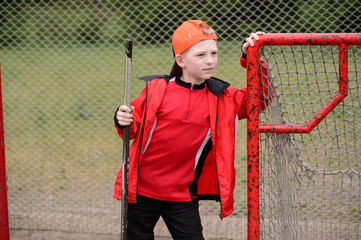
114, 58, 270, 218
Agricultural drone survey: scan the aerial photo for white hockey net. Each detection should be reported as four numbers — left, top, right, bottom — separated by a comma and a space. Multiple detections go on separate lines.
258, 44, 361, 239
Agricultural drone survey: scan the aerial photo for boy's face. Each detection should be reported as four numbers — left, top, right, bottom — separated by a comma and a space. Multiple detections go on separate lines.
178, 40, 218, 84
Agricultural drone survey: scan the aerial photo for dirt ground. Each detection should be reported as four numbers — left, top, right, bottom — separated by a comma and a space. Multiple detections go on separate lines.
11, 230, 173, 240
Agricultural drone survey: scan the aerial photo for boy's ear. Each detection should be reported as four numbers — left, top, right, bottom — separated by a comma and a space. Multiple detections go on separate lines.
175, 54, 185, 68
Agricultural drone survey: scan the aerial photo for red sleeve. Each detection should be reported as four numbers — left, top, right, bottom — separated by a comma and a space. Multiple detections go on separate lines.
233, 87, 248, 120
240, 56, 247, 69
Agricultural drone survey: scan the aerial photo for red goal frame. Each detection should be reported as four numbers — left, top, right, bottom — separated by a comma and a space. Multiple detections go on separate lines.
246, 33, 361, 240
0, 65, 9, 240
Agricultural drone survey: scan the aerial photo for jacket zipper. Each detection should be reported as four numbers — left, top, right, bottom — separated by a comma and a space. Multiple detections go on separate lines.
185, 84, 193, 120
214, 95, 223, 219
135, 83, 149, 203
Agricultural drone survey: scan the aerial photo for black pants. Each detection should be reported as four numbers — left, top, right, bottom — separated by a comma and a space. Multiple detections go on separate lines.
127, 195, 204, 240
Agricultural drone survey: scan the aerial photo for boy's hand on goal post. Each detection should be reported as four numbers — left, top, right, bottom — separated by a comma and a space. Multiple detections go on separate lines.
241, 32, 265, 58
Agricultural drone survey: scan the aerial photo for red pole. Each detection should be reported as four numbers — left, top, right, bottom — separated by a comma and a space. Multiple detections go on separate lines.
247, 41, 261, 240
0, 65, 10, 240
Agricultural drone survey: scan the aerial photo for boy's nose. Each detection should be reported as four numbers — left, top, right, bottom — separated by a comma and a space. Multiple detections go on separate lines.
205, 55, 214, 64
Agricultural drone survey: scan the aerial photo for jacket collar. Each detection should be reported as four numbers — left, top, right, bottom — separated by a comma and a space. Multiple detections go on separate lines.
206, 77, 230, 97
175, 76, 206, 90
139, 74, 230, 97
138, 74, 171, 82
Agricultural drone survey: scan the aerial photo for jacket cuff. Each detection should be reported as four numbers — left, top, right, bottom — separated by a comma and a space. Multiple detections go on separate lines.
114, 106, 125, 129
241, 37, 248, 60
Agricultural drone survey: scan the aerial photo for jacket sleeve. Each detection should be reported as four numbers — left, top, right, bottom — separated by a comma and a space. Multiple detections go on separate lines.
114, 86, 147, 140
232, 87, 248, 120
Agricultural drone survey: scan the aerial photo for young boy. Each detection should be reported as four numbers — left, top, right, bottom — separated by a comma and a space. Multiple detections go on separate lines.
114, 20, 267, 240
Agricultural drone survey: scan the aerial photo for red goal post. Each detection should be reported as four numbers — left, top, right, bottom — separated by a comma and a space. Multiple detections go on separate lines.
246, 33, 361, 240
0, 65, 9, 240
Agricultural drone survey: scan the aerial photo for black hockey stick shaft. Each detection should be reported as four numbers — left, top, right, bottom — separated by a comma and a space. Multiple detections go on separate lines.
121, 39, 132, 240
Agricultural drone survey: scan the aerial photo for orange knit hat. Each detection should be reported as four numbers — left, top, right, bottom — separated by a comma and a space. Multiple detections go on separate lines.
170, 20, 217, 76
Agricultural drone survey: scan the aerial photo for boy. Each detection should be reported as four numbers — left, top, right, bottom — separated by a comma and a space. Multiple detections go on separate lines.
114, 20, 267, 240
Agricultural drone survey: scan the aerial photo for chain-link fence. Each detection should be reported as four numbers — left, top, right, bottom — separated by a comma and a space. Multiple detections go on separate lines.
1, 1, 360, 239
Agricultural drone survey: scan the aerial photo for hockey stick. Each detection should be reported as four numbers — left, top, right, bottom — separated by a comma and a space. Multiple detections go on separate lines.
121, 39, 132, 240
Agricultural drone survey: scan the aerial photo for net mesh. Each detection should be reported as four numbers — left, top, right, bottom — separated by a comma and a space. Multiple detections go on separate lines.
259, 45, 361, 239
